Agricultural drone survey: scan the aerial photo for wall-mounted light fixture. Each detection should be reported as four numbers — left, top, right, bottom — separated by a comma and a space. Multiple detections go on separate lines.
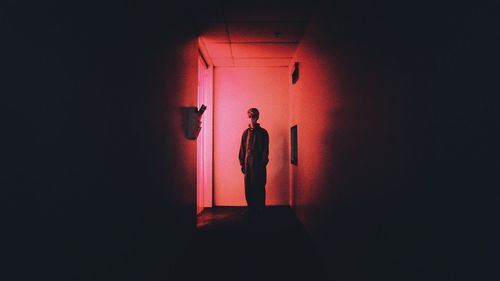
187, 104, 207, 140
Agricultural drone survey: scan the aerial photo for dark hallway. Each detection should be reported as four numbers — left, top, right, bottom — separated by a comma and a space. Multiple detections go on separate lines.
3, 1, 498, 281
175, 207, 327, 280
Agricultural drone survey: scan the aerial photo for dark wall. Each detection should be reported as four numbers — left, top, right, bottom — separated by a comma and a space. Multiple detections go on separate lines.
291, 1, 497, 280
3, 2, 199, 280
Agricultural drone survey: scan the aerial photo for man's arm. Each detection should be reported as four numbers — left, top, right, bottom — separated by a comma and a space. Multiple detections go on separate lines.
238, 130, 247, 172
262, 130, 269, 166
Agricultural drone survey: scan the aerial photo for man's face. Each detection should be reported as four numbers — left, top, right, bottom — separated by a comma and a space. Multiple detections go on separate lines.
248, 112, 258, 126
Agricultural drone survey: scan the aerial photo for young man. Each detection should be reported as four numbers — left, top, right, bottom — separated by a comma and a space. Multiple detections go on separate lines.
239, 108, 269, 215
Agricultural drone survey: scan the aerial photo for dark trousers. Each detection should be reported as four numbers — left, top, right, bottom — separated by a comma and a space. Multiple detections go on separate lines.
243, 155, 266, 209
244, 182, 265, 209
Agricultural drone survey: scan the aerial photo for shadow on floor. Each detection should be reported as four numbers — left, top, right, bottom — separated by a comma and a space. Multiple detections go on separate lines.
174, 206, 328, 281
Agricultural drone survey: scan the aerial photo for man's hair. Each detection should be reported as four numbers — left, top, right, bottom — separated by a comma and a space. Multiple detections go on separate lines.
247, 108, 260, 118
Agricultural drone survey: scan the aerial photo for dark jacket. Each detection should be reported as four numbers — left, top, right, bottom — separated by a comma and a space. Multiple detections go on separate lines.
239, 125, 269, 167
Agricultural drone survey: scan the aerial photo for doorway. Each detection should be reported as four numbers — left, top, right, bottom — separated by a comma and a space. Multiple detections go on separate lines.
196, 51, 214, 215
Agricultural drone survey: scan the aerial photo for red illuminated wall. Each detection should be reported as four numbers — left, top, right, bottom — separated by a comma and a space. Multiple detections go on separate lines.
214, 67, 289, 206
289, 4, 405, 280
288, 1, 497, 280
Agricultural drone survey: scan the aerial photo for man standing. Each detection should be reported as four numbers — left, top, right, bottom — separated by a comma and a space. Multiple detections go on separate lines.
239, 108, 269, 215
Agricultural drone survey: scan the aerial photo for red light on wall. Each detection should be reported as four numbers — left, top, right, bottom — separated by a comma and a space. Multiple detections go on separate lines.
213, 67, 290, 206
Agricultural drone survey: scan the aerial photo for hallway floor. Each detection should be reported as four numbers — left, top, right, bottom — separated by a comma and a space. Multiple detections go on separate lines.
174, 206, 328, 280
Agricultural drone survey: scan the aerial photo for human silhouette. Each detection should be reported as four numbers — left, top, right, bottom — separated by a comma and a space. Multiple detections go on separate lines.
239, 108, 269, 218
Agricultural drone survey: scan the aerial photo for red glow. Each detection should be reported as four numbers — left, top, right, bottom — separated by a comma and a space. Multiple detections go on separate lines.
197, 55, 214, 213
231, 43, 296, 58
204, 43, 232, 58
289, 37, 338, 210
213, 67, 289, 206
200, 26, 293, 206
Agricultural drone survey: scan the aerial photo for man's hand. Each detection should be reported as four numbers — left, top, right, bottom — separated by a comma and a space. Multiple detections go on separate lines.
241, 166, 245, 174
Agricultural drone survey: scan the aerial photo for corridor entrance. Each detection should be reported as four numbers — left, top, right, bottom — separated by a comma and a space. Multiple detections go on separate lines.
195, 4, 311, 209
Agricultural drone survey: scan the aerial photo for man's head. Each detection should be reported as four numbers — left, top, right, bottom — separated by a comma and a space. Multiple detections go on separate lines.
247, 108, 259, 127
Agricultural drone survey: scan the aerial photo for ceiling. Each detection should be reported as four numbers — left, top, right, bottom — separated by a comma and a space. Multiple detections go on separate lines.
196, 1, 313, 67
